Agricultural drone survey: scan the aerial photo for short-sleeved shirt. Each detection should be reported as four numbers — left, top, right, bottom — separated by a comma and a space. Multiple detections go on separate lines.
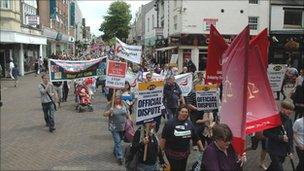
186, 90, 204, 124
293, 117, 304, 147
163, 82, 182, 108
161, 117, 199, 153
106, 104, 128, 132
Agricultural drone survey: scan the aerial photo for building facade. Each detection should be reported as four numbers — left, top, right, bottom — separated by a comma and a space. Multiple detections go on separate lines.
154, 0, 270, 71
0, 0, 47, 76
269, 0, 304, 69
38, 0, 75, 58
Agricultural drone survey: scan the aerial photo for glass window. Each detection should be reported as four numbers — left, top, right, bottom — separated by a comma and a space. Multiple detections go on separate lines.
0, 0, 10, 9
174, 15, 177, 30
249, 16, 258, 30
284, 9, 303, 28
249, 0, 258, 4
152, 15, 155, 29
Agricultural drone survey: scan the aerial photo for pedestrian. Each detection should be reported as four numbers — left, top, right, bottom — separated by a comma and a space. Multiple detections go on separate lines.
263, 101, 294, 171
121, 81, 135, 115
160, 105, 204, 171
103, 91, 131, 165
179, 67, 188, 75
293, 113, 304, 171
201, 124, 245, 171
62, 81, 70, 102
184, 58, 197, 73
34, 59, 39, 76
12, 64, 20, 87
9, 60, 15, 79
129, 122, 166, 171
291, 68, 304, 121
193, 71, 205, 87
38, 74, 56, 132
52, 81, 62, 108
163, 76, 185, 119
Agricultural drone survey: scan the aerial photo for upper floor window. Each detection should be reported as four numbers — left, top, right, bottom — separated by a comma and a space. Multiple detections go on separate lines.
147, 18, 150, 32
173, 15, 177, 30
249, 16, 258, 30
0, 0, 10, 9
249, 0, 258, 4
152, 15, 155, 29
284, 9, 303, 28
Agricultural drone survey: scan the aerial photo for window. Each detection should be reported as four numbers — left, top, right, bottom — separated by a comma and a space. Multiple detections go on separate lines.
205, 23, 211, 31
284, 9, 303, 28
147, 18, 150, 32
0, 0, 10, 9
249, 17, 258, 30
152, 15, 155, 29
249, 0, 258, 4
173, 15, 177, 30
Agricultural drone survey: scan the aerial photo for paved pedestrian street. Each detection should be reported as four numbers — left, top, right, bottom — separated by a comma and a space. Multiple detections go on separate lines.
1, 74, 299, 170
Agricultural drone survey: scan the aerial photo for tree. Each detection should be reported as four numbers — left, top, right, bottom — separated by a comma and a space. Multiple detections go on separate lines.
99, 1, 132, 42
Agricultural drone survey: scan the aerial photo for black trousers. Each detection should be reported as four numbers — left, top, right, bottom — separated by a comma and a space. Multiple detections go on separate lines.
296, 146, 304, 171
62, 87, 69, 101
167, 157, 188, 171
267, 153, 285, 171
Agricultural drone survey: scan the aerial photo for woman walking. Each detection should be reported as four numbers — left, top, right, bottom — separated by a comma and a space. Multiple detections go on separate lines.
104, 91, 131, 165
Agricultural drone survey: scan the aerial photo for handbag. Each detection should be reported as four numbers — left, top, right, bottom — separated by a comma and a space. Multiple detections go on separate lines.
124, 119, 135, 143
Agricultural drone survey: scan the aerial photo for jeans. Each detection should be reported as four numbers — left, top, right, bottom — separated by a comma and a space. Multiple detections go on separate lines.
296, 146, 304, 171
111, 131, 124, 160
137, 163, 158, 171
42, 102, 55, 129
267, 153, 285, 171
166, 108, 178, 120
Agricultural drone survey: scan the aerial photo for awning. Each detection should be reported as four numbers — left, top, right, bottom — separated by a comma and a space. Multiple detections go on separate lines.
156, 46, 178, 52
0, 30, 47, 45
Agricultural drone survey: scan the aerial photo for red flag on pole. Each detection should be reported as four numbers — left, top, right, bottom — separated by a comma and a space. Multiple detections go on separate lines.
246, 37, 281, 134
220, 26, 249, 155
249, 29, 269, 69
205, 25, 228, 85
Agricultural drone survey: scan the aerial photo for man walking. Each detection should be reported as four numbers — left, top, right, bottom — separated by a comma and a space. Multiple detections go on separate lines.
163, 76, 185, 119
38, 74, 56, 132
263, 101, 294, 171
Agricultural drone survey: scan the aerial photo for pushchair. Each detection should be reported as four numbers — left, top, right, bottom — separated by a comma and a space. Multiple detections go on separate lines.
75, 83, 94, 112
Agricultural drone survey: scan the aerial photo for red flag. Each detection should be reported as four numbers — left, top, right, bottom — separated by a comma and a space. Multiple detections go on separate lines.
220, 26, 249, 155
246, 37, 281, 134
205, 25, 228, 85
249, 29, 269, 69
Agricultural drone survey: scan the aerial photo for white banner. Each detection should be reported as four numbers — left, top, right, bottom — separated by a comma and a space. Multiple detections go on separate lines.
175, 73, 193, 96
267, 64, 287, 92
135, 81, 164, 125
115, 38, 142, 64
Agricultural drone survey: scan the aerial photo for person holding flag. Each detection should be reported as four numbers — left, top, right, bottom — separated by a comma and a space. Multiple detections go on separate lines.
263, 101, 294, 171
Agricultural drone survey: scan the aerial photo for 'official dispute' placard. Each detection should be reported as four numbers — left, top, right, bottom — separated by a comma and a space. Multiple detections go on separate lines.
135, 81, 164, 125
195, 84, 219, 111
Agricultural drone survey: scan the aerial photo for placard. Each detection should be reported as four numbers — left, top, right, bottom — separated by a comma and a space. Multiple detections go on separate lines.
105, 60, 127, 89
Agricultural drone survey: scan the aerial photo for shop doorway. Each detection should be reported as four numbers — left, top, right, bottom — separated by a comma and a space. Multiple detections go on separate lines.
0, 50, 6, 77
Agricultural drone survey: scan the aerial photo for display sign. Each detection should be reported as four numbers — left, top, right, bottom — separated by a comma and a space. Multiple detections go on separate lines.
195, 84, 219, 111
267, 64, 287, 92
105, 60, 127, 89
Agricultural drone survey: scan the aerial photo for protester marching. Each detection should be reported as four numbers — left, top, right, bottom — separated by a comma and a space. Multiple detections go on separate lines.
9, 27, 301, 171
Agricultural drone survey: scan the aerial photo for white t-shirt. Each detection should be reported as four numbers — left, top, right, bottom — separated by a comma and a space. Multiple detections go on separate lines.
293, 117, 304, 148
9, 62, 14, 69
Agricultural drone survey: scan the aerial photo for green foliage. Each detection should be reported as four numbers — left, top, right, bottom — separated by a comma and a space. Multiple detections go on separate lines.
99, 1, 132, 42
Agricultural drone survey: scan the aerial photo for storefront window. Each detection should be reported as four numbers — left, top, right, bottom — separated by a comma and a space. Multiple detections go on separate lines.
23, 45, 38, 73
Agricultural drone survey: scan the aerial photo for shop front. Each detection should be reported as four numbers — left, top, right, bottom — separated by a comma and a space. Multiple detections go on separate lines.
269, 31, 304, 69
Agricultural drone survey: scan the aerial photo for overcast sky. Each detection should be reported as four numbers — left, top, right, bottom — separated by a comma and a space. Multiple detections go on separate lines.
78, 0, 150, 37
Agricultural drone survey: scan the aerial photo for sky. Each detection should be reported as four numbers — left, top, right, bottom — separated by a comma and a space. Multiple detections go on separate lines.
78, 0, 150, 37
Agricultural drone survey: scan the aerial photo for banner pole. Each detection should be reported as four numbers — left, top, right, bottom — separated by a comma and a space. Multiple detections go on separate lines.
111, 89, 116, 116
143, 124, 148, 161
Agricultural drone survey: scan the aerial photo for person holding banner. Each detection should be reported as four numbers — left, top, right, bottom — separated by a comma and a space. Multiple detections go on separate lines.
163, 76, 185, 119
201, 124, 244, 171
121, 81, 135, 115
130, 122, 166, 171
160, 105, 204, 171
263, 101, 294, 171
104, 92, 131, 165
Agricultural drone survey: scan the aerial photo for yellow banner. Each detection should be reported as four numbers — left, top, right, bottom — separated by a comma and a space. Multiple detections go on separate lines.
195, 84, 218, 91
138, 81, 164, 91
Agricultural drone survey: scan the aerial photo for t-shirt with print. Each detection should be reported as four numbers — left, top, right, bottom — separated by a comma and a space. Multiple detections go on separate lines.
161, 117, 199, 152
